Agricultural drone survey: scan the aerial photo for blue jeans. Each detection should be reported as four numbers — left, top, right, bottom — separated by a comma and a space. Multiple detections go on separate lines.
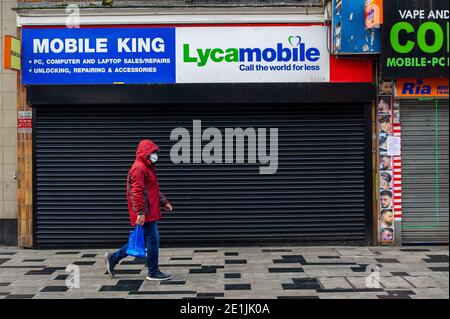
111, 222, 160, 275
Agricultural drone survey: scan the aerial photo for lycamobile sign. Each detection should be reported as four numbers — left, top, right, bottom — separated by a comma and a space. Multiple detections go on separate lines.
182, 36, 320, 67
381, 0, 449, 78
175, 26, 329, 83
21, 26, 330, 84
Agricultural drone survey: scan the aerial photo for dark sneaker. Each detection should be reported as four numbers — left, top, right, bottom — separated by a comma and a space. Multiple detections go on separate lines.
146, 269, 172, 281
104, 252, 116, 277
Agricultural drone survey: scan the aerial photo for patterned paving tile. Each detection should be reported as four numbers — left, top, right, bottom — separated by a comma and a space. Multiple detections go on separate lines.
81, 254, 97, 258
380, 277, 413, 289
278, 296, 320, 299
225, 259, 247, 264
25, 267, 65, 275
376, 258, 400, 263
73, 261, 96, 266
273, 255, 306, 264
103, 269, 142, 275
292, 278, 321, 289
40, 286, 69, 292
0, 246, 447, 299
159, 280, 186, 285
129, 290, 196, 295
120, 259, 146, 265
225, 284, 251, 290
429, 267, 449, 272
189, 267, 217, 274
423, 255, 449, 263
162, 263, 202, 267
403, 276, 444, 288
0, 259, 11, 266
391, 272, 409, 276
350, 264, 381, 272
0, 266, 44, 270
224, 273, 241, 279
274, 255, 357, 266
319, 287, 384, 293
4, 294, 35, 299
268, 268, 304, 273
377, 290, 415, 299
100, 280, 143, 292
194, 249, 218, 253
224, 252, 239, 256
197, 292, 224, 297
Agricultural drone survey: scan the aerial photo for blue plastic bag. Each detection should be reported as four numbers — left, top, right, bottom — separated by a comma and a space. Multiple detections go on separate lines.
126, 225, 146, 258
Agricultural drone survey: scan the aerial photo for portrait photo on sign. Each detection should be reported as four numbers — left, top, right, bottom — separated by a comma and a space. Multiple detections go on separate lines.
379, 115, 392, 133
380, 171, 392, 190
379, 133, 388, 153
380, 155, 392, 171
378, 79, 394, 95
377, 96, 392, 114
381, 227, 394, 242
380, 190, 393, 209
381, 208, 395, 229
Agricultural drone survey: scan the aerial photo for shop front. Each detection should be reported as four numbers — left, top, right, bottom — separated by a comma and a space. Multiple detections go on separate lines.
393, 79, 449, 244
17, 12, 376, 248
379, 0, 449, 244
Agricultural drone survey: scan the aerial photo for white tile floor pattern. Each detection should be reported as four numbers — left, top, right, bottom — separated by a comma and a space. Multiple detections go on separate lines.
0, 246, 448, 299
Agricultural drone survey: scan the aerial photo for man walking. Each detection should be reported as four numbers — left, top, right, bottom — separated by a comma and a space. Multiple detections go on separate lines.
105, 139, 173, 281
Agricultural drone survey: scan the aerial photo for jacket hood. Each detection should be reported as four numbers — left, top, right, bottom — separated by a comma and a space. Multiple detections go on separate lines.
136, 139, 159, 164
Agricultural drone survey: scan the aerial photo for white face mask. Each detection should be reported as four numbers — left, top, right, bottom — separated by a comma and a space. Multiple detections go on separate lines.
148, 153, 158, 164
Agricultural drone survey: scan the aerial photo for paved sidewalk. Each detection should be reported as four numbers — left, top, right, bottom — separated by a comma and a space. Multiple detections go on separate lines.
0, 246, 448, 299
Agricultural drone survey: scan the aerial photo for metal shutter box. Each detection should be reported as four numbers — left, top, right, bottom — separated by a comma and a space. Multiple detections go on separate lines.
400, 99, 449, 244
34, 104, 370, 247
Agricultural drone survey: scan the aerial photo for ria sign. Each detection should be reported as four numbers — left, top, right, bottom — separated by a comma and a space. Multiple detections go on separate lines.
381, 0, 449, 78
396, 78, 449, 97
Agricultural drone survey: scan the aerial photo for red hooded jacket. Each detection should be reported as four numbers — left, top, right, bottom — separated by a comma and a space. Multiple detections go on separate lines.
127, 140, 169, 226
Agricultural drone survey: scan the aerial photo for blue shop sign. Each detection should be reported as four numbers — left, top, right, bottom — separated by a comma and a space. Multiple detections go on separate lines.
331, 0, 381, 54
21, 27, 176, 84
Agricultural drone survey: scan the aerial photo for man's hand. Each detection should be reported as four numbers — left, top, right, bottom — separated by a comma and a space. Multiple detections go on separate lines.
136, 214, 145, 226
162, 203, 173, 212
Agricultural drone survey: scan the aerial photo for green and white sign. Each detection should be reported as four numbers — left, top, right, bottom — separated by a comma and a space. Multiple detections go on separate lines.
175, 26, 329, 83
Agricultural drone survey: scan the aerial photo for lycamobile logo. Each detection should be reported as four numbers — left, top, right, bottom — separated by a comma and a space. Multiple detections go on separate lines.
183, 36, 320, 67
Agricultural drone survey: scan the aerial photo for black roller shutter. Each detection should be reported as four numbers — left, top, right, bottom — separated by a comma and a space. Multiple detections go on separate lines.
34, 104, 370, 248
